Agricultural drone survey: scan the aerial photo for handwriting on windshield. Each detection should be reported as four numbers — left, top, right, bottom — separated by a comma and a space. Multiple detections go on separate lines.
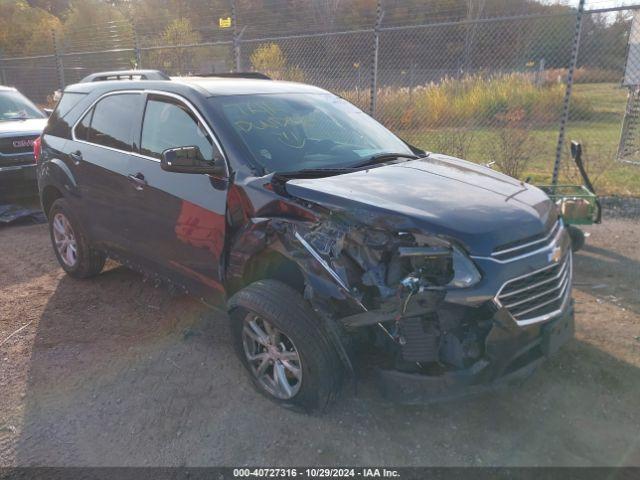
229, 101, 311, 149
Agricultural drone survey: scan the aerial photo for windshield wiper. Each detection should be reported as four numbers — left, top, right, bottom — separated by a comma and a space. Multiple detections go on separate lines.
274, 152, 428, 178
351, 152, 421, 169
276, 167, 355, 178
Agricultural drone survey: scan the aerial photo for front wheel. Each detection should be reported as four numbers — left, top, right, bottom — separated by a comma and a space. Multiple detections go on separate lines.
228, 280, 343, 412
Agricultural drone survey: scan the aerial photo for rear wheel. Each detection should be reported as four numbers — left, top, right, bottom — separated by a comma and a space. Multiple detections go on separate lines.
48, 198, 105, 278
228, 279, 343, 412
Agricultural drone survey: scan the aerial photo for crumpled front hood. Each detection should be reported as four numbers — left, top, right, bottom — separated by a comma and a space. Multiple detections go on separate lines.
0, 118, 47, 137
284, 154, 556, 256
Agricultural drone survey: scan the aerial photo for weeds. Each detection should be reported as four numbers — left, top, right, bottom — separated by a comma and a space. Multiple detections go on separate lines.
372, 73, 593, 131
250, 43, 306, 82
485, 108, 535, 178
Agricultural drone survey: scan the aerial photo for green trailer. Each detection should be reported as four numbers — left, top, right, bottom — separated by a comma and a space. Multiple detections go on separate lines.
538, 184, 600, 225
537, 142, 602, 251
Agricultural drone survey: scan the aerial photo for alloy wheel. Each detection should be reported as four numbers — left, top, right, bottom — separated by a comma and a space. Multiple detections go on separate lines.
241, 314, 303, 399
52, 212, 78, 267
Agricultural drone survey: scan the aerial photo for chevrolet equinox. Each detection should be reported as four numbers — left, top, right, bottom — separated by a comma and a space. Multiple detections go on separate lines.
37, 70, 574, 411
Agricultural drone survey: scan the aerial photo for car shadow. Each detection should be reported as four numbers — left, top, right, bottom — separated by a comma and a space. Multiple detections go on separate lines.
573, 242, 640, 314
10, 266, 640, 466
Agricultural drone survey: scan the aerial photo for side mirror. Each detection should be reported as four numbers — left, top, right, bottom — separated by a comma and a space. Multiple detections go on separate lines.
43, 108, 53, 117
570, 141, 581, 160
160, 146, 226, 176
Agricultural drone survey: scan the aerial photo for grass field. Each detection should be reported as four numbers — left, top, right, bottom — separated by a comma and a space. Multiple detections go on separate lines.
397, 83, 640, 197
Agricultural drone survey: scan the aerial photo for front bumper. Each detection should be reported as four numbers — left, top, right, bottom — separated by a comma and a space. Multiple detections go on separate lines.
0, 162, 37, 198
374, 300, 574, 404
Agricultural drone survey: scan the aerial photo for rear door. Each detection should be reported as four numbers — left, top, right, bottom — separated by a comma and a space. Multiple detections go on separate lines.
125, 92, 229, 299
71, 91, 144, 253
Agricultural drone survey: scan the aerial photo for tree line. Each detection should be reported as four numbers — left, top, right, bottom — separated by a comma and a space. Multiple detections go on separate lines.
0, 0, 632, 78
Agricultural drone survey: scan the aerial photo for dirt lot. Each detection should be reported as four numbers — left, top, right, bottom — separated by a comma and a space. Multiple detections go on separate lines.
1, 217, 639, 467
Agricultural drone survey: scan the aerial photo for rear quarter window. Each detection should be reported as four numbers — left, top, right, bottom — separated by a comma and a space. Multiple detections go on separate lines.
53, 92, 86, 118
47, 92, 87, 139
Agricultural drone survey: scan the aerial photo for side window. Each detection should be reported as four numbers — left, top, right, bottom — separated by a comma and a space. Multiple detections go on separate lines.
75, 107, 93, 141
84, 93, 140, 151
140, 96, 215, 161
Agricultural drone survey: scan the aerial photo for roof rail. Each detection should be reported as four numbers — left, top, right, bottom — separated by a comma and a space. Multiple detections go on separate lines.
79, 70, 171, 83
194, 72, 271, 80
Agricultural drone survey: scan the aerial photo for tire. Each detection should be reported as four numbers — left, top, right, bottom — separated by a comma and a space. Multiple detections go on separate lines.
48, 198, 105, 278
228, 279, 343, 412
567, 225, 586, 252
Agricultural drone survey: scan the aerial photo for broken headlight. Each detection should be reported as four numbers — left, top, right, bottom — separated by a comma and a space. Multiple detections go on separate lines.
448, 247, 481, 288
398, 244, 480, 289
296, 218, 480, 294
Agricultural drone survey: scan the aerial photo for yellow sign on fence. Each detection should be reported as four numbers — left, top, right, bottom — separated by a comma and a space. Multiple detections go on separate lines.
219, 17, 232, 28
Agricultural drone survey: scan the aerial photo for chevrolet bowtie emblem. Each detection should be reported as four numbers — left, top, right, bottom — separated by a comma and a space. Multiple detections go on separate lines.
548, 245, 562, 263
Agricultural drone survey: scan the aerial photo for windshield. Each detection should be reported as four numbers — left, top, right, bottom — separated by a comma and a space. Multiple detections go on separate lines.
0, 91, 45, 121
209, 93, 413, 173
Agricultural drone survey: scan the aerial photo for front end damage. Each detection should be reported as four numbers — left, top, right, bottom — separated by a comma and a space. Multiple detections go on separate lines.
287, 205, 573, 402
227, 196, 574, 403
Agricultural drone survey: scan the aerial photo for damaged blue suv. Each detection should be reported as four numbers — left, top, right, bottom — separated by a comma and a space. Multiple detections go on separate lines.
37, 70, 574, 411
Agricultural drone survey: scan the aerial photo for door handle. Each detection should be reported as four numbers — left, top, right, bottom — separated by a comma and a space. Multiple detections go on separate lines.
70, 150, 83, 165
127, 172, 147, 191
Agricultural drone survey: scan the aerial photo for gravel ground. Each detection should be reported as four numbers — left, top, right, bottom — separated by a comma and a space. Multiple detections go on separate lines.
1, 218, 639, 467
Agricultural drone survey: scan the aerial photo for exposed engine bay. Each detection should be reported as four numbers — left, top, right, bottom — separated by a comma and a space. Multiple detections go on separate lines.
292, 216, 492, 374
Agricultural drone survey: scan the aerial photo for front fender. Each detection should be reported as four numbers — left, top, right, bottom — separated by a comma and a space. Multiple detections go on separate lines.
225, 216, 360, 378
225, 217, 357, 306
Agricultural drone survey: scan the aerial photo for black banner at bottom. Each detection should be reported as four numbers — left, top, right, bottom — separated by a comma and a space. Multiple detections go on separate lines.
1, 467, 639, 480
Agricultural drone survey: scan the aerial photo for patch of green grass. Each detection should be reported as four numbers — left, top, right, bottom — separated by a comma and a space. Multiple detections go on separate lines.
572, 82, 627, 117
398, 83, 640, 197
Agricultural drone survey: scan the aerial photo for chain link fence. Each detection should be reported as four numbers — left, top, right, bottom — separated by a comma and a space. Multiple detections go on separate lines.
1, 0, 640, 196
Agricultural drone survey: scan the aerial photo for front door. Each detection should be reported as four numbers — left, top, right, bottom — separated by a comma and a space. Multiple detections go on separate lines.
125, 93, 228, 300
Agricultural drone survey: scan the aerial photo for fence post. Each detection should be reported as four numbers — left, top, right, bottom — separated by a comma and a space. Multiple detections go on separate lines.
0, 49, 7, 86
132, 19, 142, 69
232, 0, 241, 71
553, 0, 585, 185
52, 30, 65, 90
370, 0, 383, 117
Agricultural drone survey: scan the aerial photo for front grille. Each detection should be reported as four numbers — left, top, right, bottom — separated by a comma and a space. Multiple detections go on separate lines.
0, 135, 38, 155
0, 159, 35, 169
492, 219, 561, 262
497, 251, 572, 325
